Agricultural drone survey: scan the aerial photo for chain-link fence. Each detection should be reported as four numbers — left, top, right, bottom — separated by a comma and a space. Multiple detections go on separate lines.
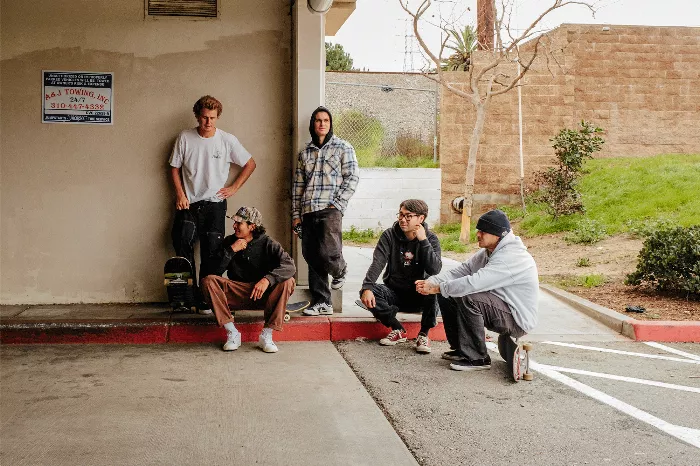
326, 76, 439, 167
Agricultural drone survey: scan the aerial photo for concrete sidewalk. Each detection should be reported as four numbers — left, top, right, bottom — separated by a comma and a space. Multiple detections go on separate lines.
1, 246, 627, 345
0, 342, 418, 466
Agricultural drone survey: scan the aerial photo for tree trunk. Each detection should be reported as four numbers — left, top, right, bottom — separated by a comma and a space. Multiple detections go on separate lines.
459, 102, 487, 243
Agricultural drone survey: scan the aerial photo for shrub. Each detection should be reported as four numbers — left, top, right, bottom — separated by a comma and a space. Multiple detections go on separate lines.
580, 274, 605, 288
334, 111, 384, 152
625, 217, 678, 238
394, 130, 434, 159
565, 219, 607, 244
342, 226, 380, 243
535, 121, 604, 218
576, 257, 591, 267
625, 225, 700, 297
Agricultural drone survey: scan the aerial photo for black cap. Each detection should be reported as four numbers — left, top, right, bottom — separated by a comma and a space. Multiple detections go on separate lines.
476, 209, 511, 238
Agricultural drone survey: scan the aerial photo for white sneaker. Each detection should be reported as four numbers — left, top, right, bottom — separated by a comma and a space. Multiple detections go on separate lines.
223, 330, 241, 351
302, 302, 333, 316
258, 331, 278, 353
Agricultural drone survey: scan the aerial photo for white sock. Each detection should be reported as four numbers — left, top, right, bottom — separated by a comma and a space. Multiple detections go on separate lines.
224, 322, 238, 333
261, 327, 273, 337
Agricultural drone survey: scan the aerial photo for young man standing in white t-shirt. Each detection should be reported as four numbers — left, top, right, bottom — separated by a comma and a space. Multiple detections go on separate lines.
169, 95, 256, 314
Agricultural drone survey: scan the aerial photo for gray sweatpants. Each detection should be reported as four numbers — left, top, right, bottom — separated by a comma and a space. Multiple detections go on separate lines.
438, 291, 525, 361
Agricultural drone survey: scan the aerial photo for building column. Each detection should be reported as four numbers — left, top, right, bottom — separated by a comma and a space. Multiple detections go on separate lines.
292, 1, 325, 286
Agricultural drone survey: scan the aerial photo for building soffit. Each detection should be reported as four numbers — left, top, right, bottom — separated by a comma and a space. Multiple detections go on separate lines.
325, 0, 356, 36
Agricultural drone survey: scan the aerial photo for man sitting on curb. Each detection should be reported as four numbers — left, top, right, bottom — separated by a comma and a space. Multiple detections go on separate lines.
202, 207, 296, 353
415, 209, 538, 371
358, 199, 442, 353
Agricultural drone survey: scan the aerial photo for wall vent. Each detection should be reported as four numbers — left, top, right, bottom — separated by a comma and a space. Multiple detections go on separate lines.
147, 0, 218, 18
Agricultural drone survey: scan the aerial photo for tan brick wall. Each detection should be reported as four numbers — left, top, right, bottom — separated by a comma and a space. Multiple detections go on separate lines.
439, 24, 700, 223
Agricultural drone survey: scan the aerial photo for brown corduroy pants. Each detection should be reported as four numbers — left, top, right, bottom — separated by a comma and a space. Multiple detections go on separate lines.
201, 275, 295, 331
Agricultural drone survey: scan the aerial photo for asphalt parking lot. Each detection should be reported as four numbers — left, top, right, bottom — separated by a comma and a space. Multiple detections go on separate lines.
336, 338, 700, 466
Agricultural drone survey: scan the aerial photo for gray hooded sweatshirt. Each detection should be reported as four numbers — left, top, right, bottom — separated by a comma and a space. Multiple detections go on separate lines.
427, 231, 539, 332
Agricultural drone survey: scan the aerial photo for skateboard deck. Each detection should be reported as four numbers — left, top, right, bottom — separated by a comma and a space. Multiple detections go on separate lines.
355, 299, 369, 311
497, 334, 533, 382
284, 300, 311, 322
164, 256, 196, 312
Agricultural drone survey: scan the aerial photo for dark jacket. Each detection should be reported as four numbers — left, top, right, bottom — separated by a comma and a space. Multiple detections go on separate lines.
361, 221, 442, 293
210, 233, 296, 286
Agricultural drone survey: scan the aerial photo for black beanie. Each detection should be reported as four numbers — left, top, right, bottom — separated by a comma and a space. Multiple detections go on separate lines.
476, 209, 511, 238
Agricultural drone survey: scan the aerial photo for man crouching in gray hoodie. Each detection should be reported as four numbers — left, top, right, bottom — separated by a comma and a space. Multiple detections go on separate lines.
415, 209, 538, 371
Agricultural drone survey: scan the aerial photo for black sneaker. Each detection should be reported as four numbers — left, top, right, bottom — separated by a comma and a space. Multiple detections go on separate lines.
449, 356, 492, 371
196, 302, 213, 316
441, 350, 464, 361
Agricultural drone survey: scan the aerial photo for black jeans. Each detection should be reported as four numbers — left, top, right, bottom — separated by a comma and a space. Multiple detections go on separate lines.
301, 208, 346, 305
171, 200, 227, 298
366, 283, 437, 336
438, 291, 525, 361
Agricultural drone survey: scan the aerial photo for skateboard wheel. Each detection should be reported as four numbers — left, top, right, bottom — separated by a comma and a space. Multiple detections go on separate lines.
284, 312, 291, 322
187, 279, 193, 286
523, 373, 534, 381
523, 343, 533, 351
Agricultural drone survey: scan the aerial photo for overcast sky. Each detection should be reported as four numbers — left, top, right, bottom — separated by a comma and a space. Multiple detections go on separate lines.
328, 0, 700, 72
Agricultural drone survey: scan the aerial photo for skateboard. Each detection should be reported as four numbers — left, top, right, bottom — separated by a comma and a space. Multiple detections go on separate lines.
497, 334, 533, 382
164, 256, 197, 312
284, 300, 311, 322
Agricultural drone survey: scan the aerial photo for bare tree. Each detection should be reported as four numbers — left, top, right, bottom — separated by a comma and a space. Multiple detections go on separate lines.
400, 0, 597, 242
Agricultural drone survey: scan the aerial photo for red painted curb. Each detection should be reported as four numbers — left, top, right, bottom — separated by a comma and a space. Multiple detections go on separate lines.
0, 318, 447, 345
330, 319, 446, 341
631, 321, 700, 342
167, 318, 331, 343
0, 323, 168, 345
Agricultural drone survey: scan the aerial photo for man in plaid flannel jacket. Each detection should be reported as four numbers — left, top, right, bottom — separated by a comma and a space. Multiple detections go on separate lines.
292, 106, 359, 315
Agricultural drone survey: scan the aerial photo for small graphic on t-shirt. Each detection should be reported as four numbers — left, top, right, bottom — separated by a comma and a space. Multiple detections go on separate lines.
213, 149, 222, 159
403, 251, 414, 267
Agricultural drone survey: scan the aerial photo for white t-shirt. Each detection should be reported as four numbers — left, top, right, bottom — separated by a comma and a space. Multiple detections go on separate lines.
169, 128, 252, 203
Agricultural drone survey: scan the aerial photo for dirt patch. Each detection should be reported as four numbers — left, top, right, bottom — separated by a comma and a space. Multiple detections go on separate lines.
439, 233, 699, 322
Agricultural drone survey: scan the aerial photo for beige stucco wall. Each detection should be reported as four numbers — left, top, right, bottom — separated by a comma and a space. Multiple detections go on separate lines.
0, 0, 293, 304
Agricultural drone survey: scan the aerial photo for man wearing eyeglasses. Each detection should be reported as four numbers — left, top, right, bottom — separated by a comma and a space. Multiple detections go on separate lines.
358, 199, 442, 353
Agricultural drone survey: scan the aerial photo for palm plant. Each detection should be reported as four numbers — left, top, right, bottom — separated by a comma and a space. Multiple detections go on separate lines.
441, 25, 477, 71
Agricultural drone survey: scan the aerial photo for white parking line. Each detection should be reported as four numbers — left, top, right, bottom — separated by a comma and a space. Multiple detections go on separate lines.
644, 342, 700, 362
541, 341, 700, 364
534, 363, 700, 394
533, 362, 700, 449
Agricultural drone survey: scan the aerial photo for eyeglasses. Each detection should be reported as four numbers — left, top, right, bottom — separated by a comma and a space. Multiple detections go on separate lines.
397, 212, 418, 220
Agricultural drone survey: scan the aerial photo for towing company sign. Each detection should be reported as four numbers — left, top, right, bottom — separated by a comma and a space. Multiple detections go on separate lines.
43, 71, 113, 124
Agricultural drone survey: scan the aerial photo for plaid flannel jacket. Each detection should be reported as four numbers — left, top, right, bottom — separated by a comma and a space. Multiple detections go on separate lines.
292, 135, 360, 219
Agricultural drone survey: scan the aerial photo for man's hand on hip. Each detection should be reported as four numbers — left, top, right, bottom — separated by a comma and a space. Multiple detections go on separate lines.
360, 289, 376, 309
415, 280, 440, 295
292, 218, 301, 231
176, 194, 190, 210
251, 278, 270, 300
216, 186, 237, 200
